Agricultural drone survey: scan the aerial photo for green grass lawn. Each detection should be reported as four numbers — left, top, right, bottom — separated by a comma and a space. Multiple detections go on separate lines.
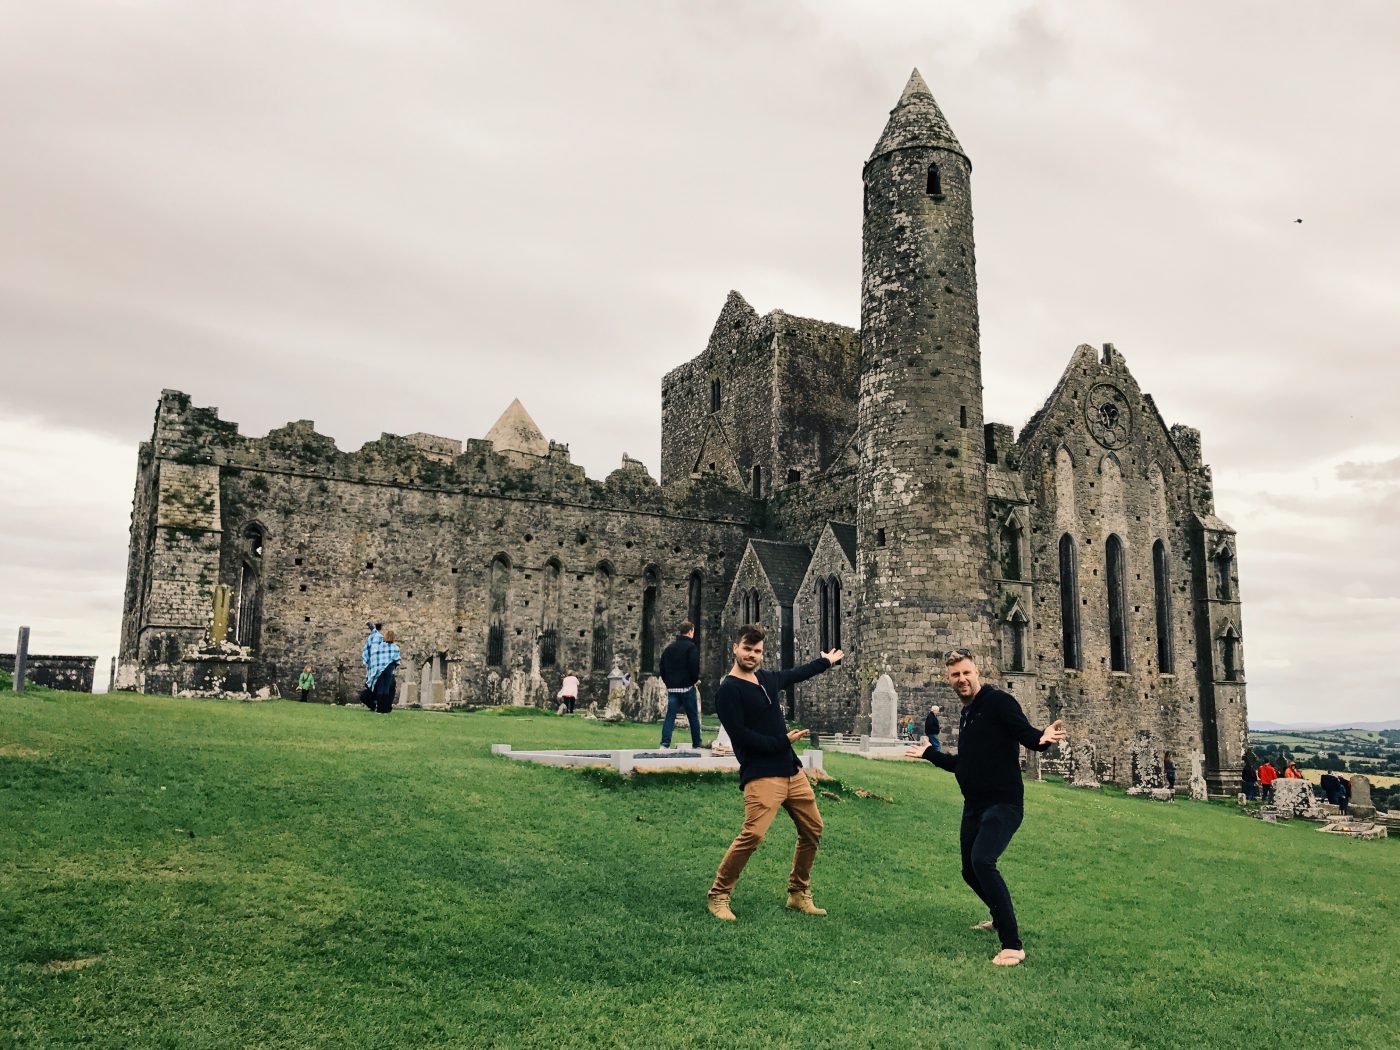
3, 690, 1397, 1049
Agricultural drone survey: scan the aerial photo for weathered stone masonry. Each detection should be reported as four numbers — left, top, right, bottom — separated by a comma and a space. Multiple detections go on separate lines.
118, 69, 1246, 792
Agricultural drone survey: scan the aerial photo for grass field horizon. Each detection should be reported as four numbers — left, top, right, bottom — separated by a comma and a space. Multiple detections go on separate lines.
3, 689, 1397, 1049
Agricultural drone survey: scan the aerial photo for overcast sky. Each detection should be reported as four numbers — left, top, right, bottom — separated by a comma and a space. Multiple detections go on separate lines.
2, 1, 1397, 724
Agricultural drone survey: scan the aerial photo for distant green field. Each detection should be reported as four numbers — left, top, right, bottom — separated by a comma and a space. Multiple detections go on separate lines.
4, 690, 1397, 1049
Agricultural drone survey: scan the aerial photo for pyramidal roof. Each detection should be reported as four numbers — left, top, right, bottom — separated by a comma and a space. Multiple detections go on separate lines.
484, 399, 549, 457
868, 68, 966, 165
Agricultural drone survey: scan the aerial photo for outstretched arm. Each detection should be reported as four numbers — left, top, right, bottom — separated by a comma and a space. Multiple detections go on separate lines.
904, 743, 958, 772
994, 694, 1065, 752
769, 649, 844, 691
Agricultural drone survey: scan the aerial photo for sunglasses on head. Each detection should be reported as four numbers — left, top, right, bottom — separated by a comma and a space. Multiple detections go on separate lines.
943, 648, 972, 662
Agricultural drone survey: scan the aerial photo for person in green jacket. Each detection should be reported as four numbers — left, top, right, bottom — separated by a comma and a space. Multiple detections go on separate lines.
297, 665, 315, 702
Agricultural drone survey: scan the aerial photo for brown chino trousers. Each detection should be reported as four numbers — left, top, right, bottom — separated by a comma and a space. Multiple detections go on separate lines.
710, 771, 824, 897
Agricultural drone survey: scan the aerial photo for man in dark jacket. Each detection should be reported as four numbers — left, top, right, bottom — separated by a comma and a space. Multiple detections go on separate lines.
658, 621, 703, 749
923, 703, 942, 751
707, 623, 843, 921
905, 649, 1065, 966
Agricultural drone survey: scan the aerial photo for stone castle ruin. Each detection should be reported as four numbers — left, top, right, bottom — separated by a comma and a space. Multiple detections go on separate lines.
118, 71, 1248, 793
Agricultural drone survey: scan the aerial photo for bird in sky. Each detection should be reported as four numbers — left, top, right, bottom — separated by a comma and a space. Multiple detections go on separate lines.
1295, 218, 1303, 223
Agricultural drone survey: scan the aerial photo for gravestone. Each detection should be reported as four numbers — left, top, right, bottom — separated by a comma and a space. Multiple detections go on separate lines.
1188, 752, 1209, 801
602, 664, 626, 722
1126, 730, 1165, 795
871, 674, 898, 740
1348, 774, 1376, 819
1070, 739, 1101, 789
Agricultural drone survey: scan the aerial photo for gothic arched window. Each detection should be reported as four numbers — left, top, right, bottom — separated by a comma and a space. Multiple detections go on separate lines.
817, 578, 829, 651
591, 561, 614, 671
1059, 534, 1081, 670
1152, 540, 1174, 674
540, 559, 561, 668
1106, 534, 1128, 672
688, 571, 703, 641
488, 554, 511, 668
1220, 625, 1242, 682
827, 575, 842, 650
1006, 607, 1028, 673
641, 566, 660, 674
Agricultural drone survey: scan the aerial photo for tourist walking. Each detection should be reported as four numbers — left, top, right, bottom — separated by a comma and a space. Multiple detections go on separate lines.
1164, 755, 1177, 791
1258, 760, 1279, 802
1241, 757, 1258, 801
659, 621, 702, 749
923, 703, 942, 751
707, 624, 844, 921
904, 648, 1066, 967
297, 665, 315, 702
557, 669, 579, 714
360, 623, 400, 714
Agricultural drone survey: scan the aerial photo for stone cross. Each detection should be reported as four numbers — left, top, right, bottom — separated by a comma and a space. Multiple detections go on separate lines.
210, 584, 231, 644
12, 625, 29, 691
871, 674, 898, 739
1188, 752, 1209, 801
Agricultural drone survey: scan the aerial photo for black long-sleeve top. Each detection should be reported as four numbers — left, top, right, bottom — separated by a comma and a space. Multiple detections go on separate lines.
918, 684, 1051, 809
714, 658, 832, 787
659, 634, 701, 690
924, 711, 941, 739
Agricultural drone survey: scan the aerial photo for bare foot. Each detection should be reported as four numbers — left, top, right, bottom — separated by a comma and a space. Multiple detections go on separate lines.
992, 949, 1026, 966
972, 920, 996, 931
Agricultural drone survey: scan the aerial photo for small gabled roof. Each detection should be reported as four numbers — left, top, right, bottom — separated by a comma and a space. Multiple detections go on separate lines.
749, 539, 813, 605
828, 522, 857, 567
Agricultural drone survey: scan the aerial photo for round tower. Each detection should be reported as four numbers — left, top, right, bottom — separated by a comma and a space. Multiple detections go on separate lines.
855, 70, 996, 713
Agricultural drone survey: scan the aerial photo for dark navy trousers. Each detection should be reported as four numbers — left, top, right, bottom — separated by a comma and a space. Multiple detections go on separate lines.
959, 802, 1025, 951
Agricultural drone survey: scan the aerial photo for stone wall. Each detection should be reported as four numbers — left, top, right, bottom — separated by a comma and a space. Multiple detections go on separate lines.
1, 654, 97, 692
119, 391, 753, 708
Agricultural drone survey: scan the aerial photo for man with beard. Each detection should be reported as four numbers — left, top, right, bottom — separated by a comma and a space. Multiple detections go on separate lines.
706, 623, 844, 921
905, 648, 1065, 966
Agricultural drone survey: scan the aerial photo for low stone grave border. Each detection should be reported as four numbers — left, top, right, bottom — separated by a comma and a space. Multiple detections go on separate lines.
492, 744, 824, 776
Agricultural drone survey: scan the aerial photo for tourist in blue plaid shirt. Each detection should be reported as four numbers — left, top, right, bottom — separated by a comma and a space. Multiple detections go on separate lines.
361, 625, 401, 713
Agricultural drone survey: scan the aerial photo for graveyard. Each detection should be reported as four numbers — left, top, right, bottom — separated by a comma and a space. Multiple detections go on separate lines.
3, 686, 1397, 1050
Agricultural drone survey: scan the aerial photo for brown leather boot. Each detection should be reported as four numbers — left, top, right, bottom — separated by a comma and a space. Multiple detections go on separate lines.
707, 893, 736, 921
785, 890, 827, 916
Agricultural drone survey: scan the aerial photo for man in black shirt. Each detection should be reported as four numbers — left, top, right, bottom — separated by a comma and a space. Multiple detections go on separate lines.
707, 623, 844, 921
658, 620, 703, 749
905, 649, 1065, 966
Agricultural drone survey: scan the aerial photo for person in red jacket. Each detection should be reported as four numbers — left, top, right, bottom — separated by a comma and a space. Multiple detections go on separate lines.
1258, 760, 1279, 802
1284, 760, 1303, 779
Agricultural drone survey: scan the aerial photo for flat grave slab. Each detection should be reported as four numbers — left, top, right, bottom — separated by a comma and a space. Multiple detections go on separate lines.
492, 744, 824, 776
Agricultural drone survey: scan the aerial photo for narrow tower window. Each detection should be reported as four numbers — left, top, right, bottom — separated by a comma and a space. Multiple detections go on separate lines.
926, 164, 942, 196
960, 406, 968, 429
1106, 534, 1128, 672
1006, 608, 1028, 673
1220, 626, 1242, 681
1152, 540, 1174, 674
710, 378, 722, 413
751, 464, 762, 498
1000, 517, 1023, 581
1059, 534, 1081, 670
1214, 546, 1234, 601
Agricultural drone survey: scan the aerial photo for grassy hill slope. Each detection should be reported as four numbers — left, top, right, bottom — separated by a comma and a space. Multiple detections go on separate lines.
3, 691, 1396, 1049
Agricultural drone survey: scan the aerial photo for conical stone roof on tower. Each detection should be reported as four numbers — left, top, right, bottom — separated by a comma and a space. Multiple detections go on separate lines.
868, 68, 967, 165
